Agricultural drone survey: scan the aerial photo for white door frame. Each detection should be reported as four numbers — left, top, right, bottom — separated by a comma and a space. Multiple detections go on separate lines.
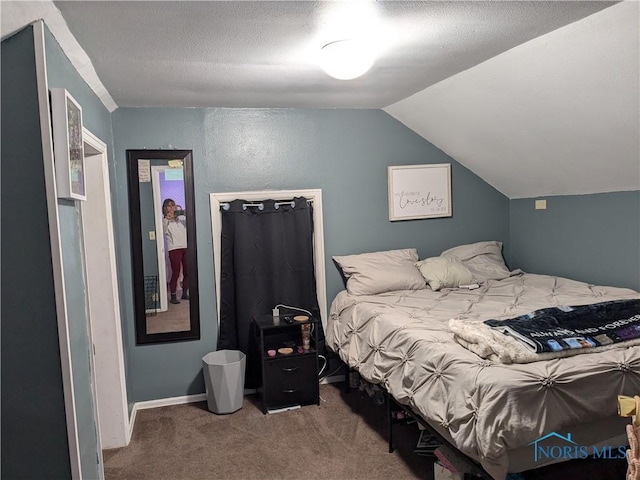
33, 20, 81, 480
34, 21, 129, 480
151, 165, 169, 312
78, 133, 104, 478
79, 128, 130, 449
209, 189, 327, 331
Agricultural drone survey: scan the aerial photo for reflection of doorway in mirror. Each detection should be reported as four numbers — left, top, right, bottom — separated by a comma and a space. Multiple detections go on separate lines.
150, 165, 186, 314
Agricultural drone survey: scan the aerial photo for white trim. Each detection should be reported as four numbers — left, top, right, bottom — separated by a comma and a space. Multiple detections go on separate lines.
78, 137, 104, 479
33, 20, 81, 480
135, 393, 208, 411
1, 4, 117, 111
209, 189, 327, 331
80, 128, 130, 450
151, 166, 169, 312
127, 406, 137, 445
127, 393, 208, 439
124, 382, 343, 439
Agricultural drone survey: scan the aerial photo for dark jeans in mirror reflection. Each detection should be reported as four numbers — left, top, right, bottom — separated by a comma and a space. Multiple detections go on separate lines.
168, 247, 189, 303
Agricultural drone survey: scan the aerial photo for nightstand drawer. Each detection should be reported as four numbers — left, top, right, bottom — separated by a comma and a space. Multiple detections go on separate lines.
263, 355, 317, 408
254, 314, 320, 413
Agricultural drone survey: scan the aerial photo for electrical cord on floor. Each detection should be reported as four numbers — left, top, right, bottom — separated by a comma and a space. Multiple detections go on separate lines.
319, 362, 346, 383
318, 354, 327, 377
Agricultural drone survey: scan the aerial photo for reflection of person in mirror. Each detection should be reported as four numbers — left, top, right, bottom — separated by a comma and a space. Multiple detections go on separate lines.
162, 198, 188, 304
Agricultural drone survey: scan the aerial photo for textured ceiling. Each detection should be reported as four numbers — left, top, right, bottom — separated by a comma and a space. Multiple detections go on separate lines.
2, 1, 636, 199
47, 1, 615, 109
385, 1, 640, 198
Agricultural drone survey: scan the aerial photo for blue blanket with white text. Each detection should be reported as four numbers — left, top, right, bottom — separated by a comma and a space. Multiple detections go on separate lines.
483, 299, 640, 353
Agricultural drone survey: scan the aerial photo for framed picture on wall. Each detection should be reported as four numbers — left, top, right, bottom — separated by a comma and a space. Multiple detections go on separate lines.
51, 88, 86, 201
388, 163, 452, 221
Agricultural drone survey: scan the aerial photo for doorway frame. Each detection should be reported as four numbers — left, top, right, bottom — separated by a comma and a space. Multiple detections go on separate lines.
34, 20, 129, 480
34, 20, 82, 479
79, 128, 130, 449
150, 164, 181, 313
209, 189, 327, 330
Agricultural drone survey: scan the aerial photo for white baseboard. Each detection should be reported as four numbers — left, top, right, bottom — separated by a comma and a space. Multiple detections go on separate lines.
127, 406, 137, 445
126, 377, 345, 440
135, 393, 207, 410
127, 393, 208, 442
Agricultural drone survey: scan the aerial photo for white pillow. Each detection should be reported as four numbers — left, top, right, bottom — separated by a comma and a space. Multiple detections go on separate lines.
441, 241, 511, 283
415, 256, 476, 291
333, 248, 426, 295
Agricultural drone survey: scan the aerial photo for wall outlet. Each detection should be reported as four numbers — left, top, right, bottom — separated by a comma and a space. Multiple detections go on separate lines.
149, 231, 156, 240
535, 199, 547, 210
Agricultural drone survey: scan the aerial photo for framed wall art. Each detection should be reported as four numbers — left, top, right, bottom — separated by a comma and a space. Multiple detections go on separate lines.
51, 88, 86, 201
388, 163, 452, 221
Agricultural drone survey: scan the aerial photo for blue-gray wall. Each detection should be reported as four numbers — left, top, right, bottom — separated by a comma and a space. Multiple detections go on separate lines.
510, 191, 640, 291
112, 107, 510, 402
43, 25, 119, 477
1, 25, 72, 480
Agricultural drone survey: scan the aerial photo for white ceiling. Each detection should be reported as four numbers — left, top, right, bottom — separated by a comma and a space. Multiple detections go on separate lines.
385, 1, 640, 198
2, 1, 638, 198
5, 0, 615, 109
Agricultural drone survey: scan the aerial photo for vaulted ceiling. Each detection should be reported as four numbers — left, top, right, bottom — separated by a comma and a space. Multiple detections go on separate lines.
2, 1, 638, 199
384, 2, 640, 198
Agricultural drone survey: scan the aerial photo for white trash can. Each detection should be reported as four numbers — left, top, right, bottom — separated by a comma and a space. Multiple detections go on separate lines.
202, 350, 246, 414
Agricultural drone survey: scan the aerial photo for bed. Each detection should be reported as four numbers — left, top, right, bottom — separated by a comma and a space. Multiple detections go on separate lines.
326, 242, 640, 480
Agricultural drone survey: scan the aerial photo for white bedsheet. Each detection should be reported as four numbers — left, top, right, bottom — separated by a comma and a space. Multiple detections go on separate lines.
326, 273, 640, 480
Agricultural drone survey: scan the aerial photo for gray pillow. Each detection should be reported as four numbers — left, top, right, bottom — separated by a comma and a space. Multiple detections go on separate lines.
441, 241, 511, 283
415, 256, 476, 291
333, 248, 427, 295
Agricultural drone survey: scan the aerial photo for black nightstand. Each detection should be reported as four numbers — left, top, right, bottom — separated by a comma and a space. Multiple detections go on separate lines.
253, 314, 320, 414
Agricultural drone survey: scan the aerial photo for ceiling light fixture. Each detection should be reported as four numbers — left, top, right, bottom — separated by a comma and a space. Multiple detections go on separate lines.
320, 39, 375, 80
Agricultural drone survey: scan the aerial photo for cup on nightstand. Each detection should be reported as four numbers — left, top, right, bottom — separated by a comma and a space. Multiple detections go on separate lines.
301, 324, 311, 350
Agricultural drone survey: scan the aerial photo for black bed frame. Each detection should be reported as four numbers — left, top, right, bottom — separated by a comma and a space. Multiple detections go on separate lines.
344, 369, 492, 479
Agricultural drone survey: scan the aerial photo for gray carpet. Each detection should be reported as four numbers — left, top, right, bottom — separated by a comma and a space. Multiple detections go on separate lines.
104, 383, 434, 480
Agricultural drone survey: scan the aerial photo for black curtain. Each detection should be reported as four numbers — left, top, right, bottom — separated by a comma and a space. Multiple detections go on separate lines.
218, 197, 322, 388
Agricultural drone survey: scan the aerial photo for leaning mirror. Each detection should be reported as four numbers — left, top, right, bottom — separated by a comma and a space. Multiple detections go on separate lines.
126, 150, 200, 344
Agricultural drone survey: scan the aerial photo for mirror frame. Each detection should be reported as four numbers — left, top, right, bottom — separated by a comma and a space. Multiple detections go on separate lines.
126, 149, 200, 344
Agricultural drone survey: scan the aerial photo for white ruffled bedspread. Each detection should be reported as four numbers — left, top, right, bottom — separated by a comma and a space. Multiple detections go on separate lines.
326, 273, 640, 480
